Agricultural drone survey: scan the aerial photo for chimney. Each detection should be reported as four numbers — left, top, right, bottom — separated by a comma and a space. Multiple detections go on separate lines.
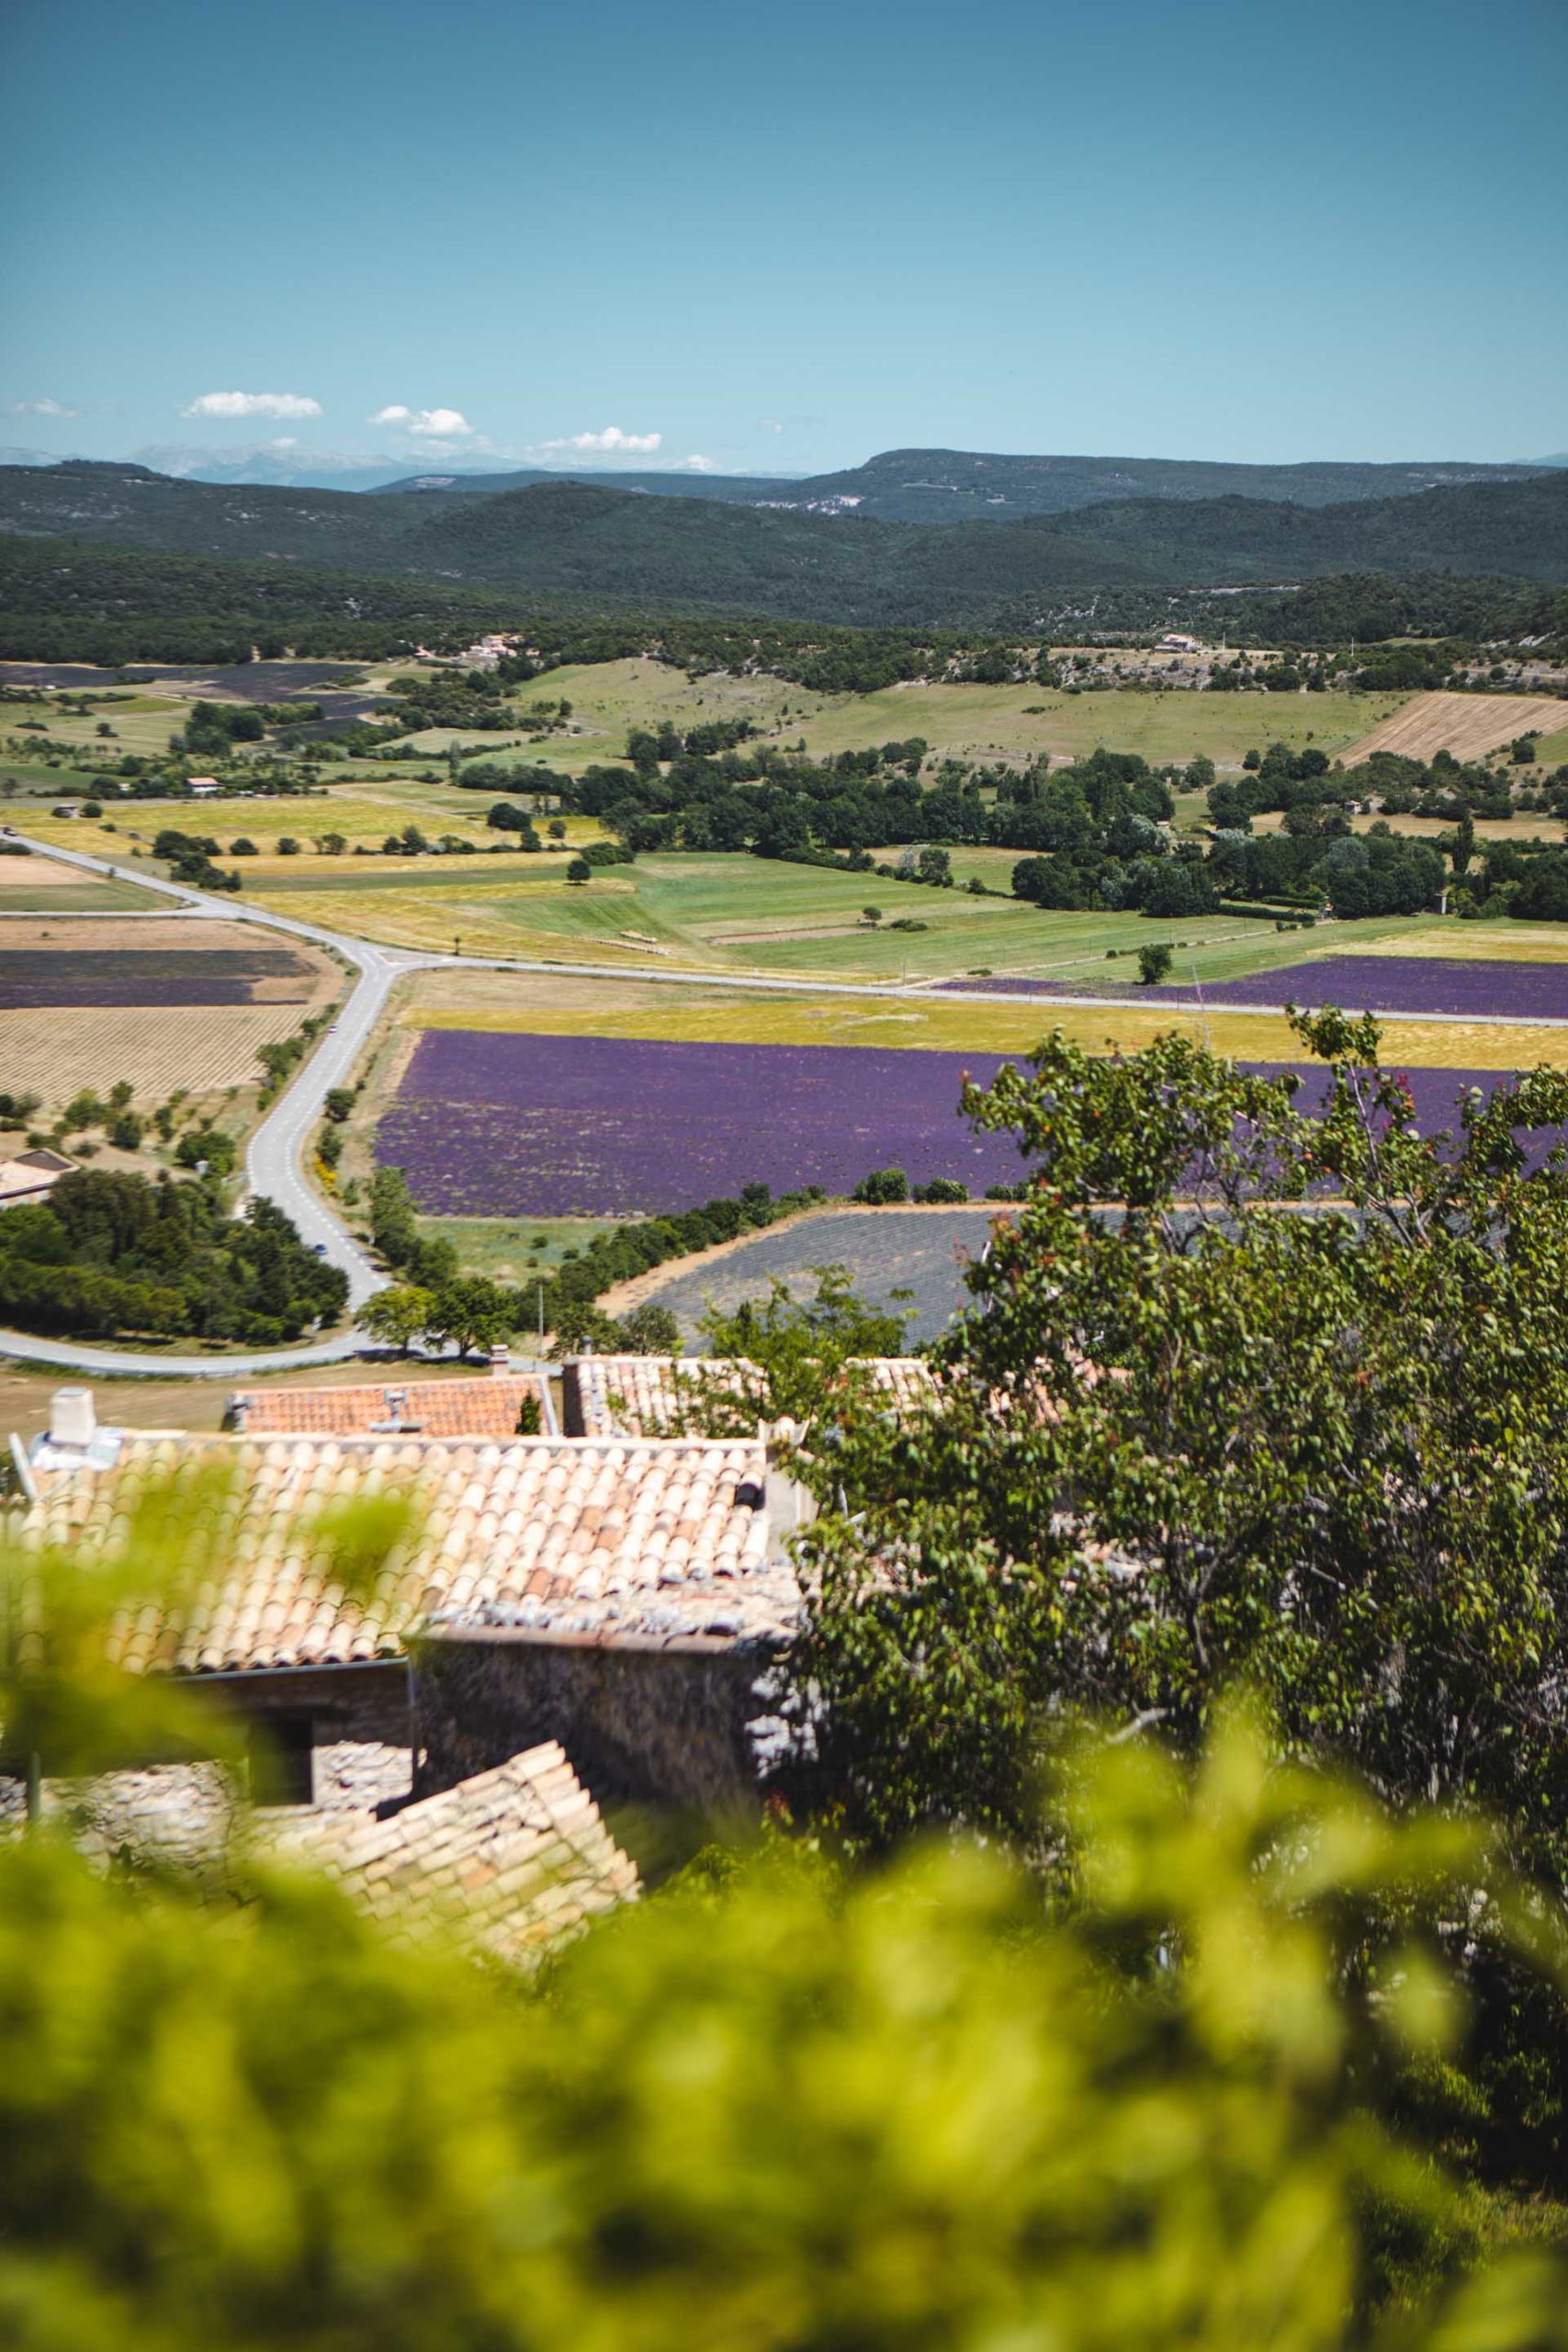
490, 1342, 511, 1376
763, 1445, 817, 1563
49, 1386, 96, 1450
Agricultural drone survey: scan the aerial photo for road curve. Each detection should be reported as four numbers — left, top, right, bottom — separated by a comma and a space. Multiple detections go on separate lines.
2, 832, 400, 1376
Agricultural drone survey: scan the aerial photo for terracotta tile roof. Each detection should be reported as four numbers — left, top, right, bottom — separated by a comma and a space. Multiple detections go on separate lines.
229, 1374, 551, 1440
569, 1355, 762, 1438
570, 1355, 937, 1438
272, 1743, 637, 1962
18, 1432, 790, 1670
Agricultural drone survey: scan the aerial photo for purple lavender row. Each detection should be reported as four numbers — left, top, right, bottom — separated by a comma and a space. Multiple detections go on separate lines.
938, 955, 1568, 1021
378, 1030, 1561, 1219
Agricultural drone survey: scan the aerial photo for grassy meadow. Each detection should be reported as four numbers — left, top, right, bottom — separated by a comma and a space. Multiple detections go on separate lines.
417, 656, 1405, 780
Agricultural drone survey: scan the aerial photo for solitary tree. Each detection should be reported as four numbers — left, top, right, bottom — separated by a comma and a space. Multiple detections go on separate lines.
359, 1283, 435, 1356
1137, 943, 1174, 985
567, 856, 592, 886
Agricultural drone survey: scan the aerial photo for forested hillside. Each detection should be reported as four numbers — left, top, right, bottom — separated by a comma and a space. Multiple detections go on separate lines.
374, 445, 1552, 522
2, 463, 1564, 637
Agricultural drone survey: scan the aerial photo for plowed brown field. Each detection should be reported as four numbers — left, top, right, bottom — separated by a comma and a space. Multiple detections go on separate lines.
1341, 691, 1564, 765
0, 1003, 311, 1107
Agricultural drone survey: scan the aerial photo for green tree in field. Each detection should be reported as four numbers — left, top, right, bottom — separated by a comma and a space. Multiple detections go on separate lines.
566, 854, 592, 885
1136, 941, 1173, 984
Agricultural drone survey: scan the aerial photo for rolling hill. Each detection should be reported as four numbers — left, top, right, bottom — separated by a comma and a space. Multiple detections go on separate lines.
0, 459, 1564, 636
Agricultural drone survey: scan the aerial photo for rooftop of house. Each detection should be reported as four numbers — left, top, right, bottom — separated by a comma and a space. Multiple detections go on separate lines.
565, 1354, 937, 1439
17, 1429, 795, 1670
270, 1742, 638, 1963
228, 1373, 554, 1440
0, 1147, 75, 1205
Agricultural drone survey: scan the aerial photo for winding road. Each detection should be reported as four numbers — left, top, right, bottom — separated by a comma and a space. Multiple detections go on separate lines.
6, 828, 1566, 1380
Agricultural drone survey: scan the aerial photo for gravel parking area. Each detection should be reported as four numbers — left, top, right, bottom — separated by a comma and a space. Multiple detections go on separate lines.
637, 1205, 1012, 1350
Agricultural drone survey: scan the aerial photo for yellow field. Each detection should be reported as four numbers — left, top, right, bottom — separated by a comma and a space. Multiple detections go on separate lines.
20, 792, 607, 865
1340, 692, 1565, 766
396, 970, 1568, 1072
1354, 926, 1568, 964
0, 1002, 312, 1109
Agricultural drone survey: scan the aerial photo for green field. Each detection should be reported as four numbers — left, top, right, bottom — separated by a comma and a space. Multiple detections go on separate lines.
246, 847, 1568, 988
243, 850, 1303, 978
426, 657, 1405, 780
415, 1214, 622, 1285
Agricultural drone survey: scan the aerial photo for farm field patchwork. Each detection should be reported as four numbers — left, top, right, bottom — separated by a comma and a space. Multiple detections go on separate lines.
255, 852, 1329, 980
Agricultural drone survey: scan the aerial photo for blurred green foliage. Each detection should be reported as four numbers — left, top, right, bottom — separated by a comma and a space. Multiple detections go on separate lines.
0, 1710, 1562, 2349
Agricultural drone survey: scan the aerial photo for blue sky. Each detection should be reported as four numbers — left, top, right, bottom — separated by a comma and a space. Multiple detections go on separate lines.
4, 0, 1564, 478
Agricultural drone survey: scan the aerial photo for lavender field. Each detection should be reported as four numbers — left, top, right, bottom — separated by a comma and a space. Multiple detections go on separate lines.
941, 955, 1568, 1020
0, 947, 315, 1008
379, 1032, 1022, 1215
378, 1029, 1568, 1219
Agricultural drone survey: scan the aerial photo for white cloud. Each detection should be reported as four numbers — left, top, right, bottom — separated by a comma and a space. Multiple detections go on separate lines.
540, 425, 662, 456
761, 418, 784, 434
678, 454, 718, 471
370, 404, 475, 438
181, 390, 323, 421
9, 397, 77, 418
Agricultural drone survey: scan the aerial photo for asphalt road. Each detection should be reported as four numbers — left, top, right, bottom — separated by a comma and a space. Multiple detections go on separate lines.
1, 834, 405, 1375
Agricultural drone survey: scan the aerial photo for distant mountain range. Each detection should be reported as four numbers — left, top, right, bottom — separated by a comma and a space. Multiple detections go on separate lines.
1, 456, 1564, 633
369, 446, 1561, 524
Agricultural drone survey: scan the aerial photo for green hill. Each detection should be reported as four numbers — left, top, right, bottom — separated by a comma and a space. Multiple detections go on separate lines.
0, 460, 1564, 637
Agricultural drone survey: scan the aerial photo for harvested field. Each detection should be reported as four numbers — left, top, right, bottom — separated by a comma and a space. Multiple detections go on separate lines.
637, 1204, 1011, 1349
0, 850, 105, 889
0, 1003, 311, 1106
0, 944, 322, 1009
1339, 691, 1565, 766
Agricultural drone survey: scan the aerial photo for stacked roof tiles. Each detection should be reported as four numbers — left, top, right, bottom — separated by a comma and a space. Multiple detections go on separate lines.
272, 1742, 638, 1963
228, 1374, 552, 1439
568, 1354, 937, 1439
24, 1431, 795, 1669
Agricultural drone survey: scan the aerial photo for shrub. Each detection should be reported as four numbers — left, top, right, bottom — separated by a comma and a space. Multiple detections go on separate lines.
853, 1168, 911, 1205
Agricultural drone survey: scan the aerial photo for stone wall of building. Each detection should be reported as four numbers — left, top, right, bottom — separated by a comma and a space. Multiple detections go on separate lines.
0, 1661, 415, 1854
413, 1629, 793, 1814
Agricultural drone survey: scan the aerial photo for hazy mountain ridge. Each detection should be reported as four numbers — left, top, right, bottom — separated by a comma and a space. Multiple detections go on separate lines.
372, 444, 1555, 522
0, 459, 1563, 634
